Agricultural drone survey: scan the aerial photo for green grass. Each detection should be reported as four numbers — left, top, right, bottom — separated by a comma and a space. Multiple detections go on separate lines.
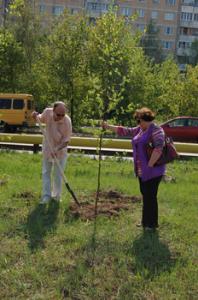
0, 151, 198, 299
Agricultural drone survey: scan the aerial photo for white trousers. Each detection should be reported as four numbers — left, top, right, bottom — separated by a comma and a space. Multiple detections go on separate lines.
42, 154, 67, 200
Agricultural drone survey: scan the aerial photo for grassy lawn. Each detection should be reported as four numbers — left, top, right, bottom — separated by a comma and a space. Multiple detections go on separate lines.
0, 151, 198, 299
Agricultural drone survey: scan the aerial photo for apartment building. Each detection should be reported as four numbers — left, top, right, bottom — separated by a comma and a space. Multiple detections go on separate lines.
0, 0, 198, 62
177, 0, 198, 63
0, 0, 84, 25
117, 0, 181, 55
85, 0, 112, 17
35, 0, 84, 17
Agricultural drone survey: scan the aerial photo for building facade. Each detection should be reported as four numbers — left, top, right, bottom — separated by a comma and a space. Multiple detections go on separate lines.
0, 0, 198, 63
35, 0, 84, 17
117, 0, 181, 55
177, 0, 198, 63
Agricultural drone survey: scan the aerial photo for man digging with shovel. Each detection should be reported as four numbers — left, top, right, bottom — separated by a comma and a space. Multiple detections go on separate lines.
32, 101, 72, 204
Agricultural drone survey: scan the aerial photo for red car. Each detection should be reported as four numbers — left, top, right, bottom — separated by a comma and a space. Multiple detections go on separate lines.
160, 116, 198, 143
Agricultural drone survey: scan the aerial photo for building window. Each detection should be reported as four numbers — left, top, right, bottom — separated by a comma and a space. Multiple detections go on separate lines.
153, 0, 160, 3
194, 14, 198, 21
87, 3, 97, 10
166, 0, 176, 5
191, 28, 198, 36
137, 9, 145, 18
162, 40, 173, 49
151, 11, 158, 19
164, 12, 175, 20
121, 7, 132, 17
180, 27, 188, 35
87, 2, 108, 12
164, 26, 174, 35
181, 12, 193, 21
182, 0, 197, 3
136, 24, 146, 32
71, 8, 79, 15
52, 6, 64, 16
39, 4, 45, 13
178, 41, 191, 48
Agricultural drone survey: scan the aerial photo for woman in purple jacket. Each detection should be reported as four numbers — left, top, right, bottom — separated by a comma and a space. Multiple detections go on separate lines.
102, 107, 165, 231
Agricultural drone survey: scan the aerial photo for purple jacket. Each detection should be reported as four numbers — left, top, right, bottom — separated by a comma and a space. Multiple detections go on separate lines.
117, 123, 166, 182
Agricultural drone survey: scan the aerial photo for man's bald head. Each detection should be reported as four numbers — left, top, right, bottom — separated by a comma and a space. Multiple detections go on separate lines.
53, 101, 66, 110
53, 101, 66, 121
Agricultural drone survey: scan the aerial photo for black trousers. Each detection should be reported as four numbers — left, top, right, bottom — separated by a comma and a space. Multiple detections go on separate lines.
138, 176, 162, 228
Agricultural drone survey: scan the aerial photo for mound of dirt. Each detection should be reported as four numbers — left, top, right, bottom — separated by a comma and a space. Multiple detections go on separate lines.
69, 190, 141, 220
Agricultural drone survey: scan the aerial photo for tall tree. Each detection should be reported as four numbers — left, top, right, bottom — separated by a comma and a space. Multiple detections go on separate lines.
0, 30, 24, 91
87, 9, 145, 125
151, 59, 182, 117
179, 65, 198, 116
7, 0, 43, 93
37, 11, 89, 125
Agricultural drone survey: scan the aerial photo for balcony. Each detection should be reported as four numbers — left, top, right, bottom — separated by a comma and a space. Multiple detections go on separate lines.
86, 9, 108, 17
179, 34, 197, 42
182, 0, 198, 7
180, 20, 198, 28
177, 47, 192, 56
85, 1, 111, 17
181, 5, 198, 12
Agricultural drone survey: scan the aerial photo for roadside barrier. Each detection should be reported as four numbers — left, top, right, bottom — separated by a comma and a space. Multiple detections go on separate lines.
0, 133, 198, 156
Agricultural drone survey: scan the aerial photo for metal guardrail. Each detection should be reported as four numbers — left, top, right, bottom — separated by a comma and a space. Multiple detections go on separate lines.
0, 133, 198, 156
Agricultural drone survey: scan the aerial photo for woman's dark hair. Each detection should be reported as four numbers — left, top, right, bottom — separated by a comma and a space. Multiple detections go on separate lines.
133, 107, 155, 122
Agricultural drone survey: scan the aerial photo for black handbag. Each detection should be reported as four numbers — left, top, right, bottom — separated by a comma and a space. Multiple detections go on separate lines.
146, 136, 179, 166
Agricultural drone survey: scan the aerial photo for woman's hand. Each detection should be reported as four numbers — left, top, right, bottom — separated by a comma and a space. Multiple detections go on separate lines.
101, 121, 109, 130
101, 121, 118, 133
148, 148, 162, 167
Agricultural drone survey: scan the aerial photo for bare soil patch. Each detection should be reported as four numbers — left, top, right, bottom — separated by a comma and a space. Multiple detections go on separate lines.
69, 190, 141, 220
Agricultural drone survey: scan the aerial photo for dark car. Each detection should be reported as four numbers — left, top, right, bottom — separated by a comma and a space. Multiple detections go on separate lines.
160, 116, 198, 143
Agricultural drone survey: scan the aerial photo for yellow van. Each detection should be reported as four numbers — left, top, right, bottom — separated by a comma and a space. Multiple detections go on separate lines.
0, 93, 36, 132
